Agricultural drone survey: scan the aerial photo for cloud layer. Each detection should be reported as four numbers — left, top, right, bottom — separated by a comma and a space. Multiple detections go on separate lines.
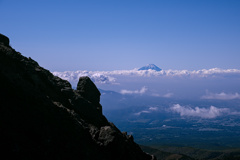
202, 92, 240, 100
53, 71, 116, 84
120, 86, 147, 95
134, 106, 158, 116
170, 104, 229, 119
152, 93, 174, 98
53, 68, 240, 85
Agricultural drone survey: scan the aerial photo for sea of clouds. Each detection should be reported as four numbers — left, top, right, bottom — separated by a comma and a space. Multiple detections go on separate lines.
53, 68, 240, 84
53, 68, 240, 100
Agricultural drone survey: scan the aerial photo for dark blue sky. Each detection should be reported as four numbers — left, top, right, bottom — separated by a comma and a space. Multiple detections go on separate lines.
1, 0, 240, 71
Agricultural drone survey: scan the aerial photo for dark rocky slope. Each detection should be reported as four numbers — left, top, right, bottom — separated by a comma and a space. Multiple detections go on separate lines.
0, 34, 156, 160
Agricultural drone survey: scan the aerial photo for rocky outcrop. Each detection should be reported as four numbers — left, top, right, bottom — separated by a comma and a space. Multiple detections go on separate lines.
0, 33, 10, 46
0, 34, 156, 160
77, 76, 102, 113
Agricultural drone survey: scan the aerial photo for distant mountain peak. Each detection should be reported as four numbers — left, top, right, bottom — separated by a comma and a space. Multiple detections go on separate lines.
138, 64, 162, 71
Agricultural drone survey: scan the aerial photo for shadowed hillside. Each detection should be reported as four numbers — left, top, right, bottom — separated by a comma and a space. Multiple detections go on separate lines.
0, 33, 156, 160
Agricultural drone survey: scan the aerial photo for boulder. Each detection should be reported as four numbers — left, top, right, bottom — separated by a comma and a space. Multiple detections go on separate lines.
77, 76, 102, 113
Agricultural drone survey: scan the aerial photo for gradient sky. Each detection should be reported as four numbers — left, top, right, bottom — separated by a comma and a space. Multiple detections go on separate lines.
1, 0, 240, 71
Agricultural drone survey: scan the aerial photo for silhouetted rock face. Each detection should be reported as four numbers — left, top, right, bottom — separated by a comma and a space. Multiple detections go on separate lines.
0, 33, 10, 46
0, 34, 156, 160
77, 76, 102, 113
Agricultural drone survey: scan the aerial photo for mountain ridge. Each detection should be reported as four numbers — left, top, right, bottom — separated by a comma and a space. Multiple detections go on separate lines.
0, 34, 156, 160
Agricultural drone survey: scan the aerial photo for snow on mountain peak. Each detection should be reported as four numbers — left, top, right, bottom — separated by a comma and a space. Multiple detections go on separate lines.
138, 64, 162, 71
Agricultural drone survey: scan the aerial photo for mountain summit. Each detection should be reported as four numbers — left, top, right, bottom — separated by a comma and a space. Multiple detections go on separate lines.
138, 64, 162, 71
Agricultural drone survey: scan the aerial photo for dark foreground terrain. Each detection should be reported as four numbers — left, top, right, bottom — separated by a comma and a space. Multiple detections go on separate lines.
140, 145, 240, 160
0, 33, 155, 160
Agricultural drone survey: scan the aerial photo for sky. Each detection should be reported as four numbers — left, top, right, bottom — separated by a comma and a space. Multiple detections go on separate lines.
0, 0, 240, 71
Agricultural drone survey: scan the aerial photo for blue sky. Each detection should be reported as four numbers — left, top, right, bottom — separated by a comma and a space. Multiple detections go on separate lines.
1, 0, 240, 71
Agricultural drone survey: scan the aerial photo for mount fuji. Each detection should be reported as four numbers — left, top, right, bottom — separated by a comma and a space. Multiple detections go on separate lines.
138, 64, 162, 71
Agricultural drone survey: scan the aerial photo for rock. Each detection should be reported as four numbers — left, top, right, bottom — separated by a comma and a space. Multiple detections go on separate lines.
77, 76, 102, 113
77, 76, 100, 104
0, 33, 10, 46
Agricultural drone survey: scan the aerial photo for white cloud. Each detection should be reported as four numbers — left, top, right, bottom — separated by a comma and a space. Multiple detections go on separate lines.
163, 93, 174, 98
90, 73, 116, 84
202, 91, 240, 100
229, 111, 240, 116
52, 71, 116, 84
152, 93, 174, 98
151, 93, 161, 97
106, 68, 240, 77
149, 107, 158, 111
134, 106, 158, 116
52, 68, 240, 85
134, 110, 151, 116
170, 104, 229, 119
120, 86, 147, 95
